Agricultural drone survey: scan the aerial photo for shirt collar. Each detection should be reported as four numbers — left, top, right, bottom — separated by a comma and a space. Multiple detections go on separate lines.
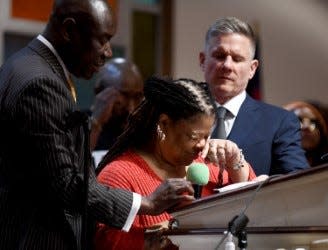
216, 91, 246, 117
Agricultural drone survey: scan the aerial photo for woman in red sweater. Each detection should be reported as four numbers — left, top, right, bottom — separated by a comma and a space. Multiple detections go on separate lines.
94, 76, 256, 250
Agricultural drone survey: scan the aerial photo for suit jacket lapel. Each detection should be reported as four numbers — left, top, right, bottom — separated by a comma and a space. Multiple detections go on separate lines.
28, 38, 67, 85
228, 94, 260, 146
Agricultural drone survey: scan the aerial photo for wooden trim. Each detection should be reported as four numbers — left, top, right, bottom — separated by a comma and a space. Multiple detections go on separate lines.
164, 226, 328, 236
171, 164, 328, 212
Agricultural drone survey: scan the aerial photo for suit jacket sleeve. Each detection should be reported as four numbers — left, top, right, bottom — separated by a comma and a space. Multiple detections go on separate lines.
15, 77, 134, 229
270, 110, 309, 174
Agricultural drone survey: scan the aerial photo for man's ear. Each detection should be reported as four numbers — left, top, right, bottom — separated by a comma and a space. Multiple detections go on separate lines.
199, 51, 206, 72
61, 17, 77, 42
249, 59, 259, 80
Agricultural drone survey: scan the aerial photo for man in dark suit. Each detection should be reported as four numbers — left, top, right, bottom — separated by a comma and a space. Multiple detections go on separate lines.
0, 1, 194, 249
199, 17, 309, 175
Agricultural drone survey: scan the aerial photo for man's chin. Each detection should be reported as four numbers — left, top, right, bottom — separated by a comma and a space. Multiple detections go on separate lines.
214, 85, 229, 94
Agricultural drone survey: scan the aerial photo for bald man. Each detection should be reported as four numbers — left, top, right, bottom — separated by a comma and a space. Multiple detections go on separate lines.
0, 1, 194, 249
90, 58, 144, 150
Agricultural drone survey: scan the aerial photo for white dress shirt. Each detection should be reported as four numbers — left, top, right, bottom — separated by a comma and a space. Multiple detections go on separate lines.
215, 91, 246, 137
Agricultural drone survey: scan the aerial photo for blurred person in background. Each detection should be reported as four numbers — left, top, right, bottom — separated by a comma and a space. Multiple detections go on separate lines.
90, 57, 144, 151
284, 100, 328, 166
90, 58, 144, 167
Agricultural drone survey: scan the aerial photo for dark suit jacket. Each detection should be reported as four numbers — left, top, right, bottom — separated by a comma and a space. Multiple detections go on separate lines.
226, 95, 309, 175
0, 38, 133, 250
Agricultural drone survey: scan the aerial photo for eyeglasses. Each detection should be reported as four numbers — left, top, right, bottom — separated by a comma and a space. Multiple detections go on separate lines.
299, 117, 318, 132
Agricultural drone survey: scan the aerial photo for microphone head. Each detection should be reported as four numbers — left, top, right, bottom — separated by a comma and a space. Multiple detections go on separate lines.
186, 162, 209, 185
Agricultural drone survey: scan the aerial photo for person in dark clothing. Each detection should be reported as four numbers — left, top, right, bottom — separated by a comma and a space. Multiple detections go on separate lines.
90, 57, 144, 151
0, 1, 194, 249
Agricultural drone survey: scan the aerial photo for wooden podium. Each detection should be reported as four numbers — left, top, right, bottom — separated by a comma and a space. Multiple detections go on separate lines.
165, 164, 328, 250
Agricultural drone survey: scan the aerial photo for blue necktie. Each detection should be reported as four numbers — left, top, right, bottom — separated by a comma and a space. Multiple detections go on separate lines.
213, 107, 227, 188
213, 106, 227, 139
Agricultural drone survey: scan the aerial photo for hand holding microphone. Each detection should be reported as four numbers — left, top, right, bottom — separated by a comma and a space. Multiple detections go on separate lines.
186, 163, 210, 199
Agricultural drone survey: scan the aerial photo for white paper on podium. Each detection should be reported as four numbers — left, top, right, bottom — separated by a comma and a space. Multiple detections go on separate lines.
214, 180, 257, 193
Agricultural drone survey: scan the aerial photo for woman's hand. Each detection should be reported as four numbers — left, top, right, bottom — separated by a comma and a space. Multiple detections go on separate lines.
201, 139, 250, 182
201, 139, 243, 169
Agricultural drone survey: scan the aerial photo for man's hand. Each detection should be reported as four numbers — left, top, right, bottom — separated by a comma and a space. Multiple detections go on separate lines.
139, 179, 194, 215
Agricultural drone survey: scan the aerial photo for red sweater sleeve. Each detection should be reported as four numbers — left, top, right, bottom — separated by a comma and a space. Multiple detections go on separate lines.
94, 151, 172, 250
94, 223, 145, 250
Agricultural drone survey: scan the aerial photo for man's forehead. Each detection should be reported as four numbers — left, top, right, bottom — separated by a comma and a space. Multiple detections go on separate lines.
208, 34, 253, 56
90, 0, 115, 30
210, 33, 251, 45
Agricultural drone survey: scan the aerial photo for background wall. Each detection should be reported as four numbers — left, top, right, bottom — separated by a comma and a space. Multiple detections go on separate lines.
1, 0, 327, 107
0, 0, 162, 109
172, 0, 328, 106
0, 0, 121, 109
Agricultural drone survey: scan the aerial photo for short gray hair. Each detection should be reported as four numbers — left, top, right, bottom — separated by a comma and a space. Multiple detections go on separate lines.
205, 17, 257, 58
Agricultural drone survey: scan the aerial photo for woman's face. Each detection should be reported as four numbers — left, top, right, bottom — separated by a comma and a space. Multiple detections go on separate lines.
159, 113, 215, 167
294, 107, 321, 150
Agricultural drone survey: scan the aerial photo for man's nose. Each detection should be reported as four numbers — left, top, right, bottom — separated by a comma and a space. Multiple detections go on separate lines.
222, 56, 233, 68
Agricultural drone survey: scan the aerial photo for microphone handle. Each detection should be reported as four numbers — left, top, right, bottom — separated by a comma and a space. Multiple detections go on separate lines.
192, 184, 203, 199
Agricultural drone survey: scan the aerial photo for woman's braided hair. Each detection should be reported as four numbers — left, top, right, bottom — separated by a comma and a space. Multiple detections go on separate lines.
96, 76, 216, 173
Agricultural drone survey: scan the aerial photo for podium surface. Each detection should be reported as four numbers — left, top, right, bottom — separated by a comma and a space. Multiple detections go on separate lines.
166, 164, 328, 249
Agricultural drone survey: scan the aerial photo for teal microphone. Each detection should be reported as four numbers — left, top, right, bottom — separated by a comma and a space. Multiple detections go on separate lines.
186, 162, 209, 199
